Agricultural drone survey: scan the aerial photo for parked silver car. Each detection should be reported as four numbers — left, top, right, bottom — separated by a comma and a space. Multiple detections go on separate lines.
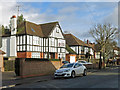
54, 63, 87, 78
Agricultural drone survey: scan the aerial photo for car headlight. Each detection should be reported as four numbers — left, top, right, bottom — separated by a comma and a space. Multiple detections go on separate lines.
64, 69, 70, 72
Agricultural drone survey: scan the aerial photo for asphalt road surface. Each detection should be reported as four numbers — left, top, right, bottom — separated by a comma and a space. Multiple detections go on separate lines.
12, 66, 120, 88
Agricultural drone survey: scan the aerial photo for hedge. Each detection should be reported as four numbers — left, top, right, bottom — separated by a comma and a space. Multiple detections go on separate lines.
48, 59, 60, 61
4, 60, 15, 71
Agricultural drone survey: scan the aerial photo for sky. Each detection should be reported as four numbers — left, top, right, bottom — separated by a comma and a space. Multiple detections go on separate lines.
0, 0, 119, 43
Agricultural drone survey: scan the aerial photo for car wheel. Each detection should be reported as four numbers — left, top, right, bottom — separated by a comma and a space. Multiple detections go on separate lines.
71, 71, 75, 78
83, 69, 87, 76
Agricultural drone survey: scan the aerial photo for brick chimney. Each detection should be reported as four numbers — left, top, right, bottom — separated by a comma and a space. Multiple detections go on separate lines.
87, 39, 89, 44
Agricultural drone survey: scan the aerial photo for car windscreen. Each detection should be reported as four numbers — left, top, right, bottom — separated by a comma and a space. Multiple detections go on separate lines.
60, 63, 74, 68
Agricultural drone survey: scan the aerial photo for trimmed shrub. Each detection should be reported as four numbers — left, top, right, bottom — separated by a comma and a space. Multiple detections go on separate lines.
49, 59, 60, 61
4, 60, 15, 71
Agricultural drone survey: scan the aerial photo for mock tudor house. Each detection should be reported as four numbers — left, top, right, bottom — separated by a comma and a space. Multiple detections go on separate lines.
0, 15, 66, 61
111, 47, 120, 60
64, 34, 94, 61
87, 42, 100, 60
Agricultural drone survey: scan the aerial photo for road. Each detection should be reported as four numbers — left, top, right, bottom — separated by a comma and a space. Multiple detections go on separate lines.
12, 66, 120, 88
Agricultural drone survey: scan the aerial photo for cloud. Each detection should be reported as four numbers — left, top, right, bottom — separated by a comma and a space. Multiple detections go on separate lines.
16, 0, 119, 2
0, 0, 17, 26
0, 1, 118, 43
59, 6, 80, 14
103, 6, 118, 26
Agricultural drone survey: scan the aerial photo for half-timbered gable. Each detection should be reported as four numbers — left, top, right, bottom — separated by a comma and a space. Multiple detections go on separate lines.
64, 34, 93, 60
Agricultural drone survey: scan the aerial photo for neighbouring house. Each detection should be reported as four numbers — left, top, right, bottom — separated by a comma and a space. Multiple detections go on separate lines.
87, 42, 101, 63
65, 44, 77, 63
112, 47, 120, 60
0, 15, 66, 61
0, 50, 5, 72
64, 34, 94, 62
86, 40, 99, 59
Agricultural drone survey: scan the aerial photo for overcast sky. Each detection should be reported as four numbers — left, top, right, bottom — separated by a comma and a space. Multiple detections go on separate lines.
0, 0, 119, 43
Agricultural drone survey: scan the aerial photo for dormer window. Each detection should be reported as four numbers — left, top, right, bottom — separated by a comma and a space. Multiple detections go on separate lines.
56, 25, 59, 33
56, 28, 59, 33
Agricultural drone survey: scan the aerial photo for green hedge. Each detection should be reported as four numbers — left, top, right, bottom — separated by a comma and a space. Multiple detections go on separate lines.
48, 59, 60, 61
4, 60, 15, 71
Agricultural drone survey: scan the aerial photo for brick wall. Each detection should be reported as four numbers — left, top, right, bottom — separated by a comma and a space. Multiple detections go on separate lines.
16, 58, 62, 78
0, 54, 4, 72
17, 52, 31, 58
40, 52, 44, 58
55, 53, 58, 59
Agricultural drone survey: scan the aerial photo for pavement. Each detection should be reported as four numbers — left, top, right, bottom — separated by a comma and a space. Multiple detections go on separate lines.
1, 65, 120, 89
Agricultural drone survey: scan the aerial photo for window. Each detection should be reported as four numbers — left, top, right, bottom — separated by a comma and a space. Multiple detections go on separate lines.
56, 28, 59, 33
81, 46, 84, 53
23, 35, 25, 44
32, 52, 40, 58
20, 36, 22, 45
33, 36, 39, 45
30, 46, 32, 51
17, 36, 19, 45
17, 46, 19, 51
74, 63, 79, 68
31, 28, 35, 32
23, 45, 25, 51
56, 25, 59, 33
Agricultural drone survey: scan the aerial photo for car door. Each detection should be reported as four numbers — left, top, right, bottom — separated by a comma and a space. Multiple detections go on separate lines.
74, 63, 80, 75
78, 64, 84, 74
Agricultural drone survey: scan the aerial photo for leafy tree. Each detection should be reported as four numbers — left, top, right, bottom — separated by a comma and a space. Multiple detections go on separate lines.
2, 25, 5, 35
90, 23, 118, 69
17, 14, 25, 32
17, 14, 25, 25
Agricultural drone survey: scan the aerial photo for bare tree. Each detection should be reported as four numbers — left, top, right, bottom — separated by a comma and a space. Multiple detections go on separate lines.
90, 23, 118, 69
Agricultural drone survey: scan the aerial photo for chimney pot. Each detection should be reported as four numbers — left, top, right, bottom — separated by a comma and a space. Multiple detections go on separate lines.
11, 15, 16, 19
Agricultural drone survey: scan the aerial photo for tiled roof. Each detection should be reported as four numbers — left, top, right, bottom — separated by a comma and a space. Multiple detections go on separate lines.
113, 47, 120, 51
40, 22, 58, 37
88, 43, 96, 51
16, 21, 59, 37
66, 44, 77, 54
64, 34, 90, 47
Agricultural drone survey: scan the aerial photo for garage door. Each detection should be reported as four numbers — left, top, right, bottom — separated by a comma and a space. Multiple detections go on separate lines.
70, 56, 75, 63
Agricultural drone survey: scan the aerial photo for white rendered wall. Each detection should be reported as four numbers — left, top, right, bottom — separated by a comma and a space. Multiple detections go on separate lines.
10, 36, 17, 57
49, 25, 64, 39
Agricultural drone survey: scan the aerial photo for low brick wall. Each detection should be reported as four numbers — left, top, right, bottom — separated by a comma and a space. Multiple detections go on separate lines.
0, 54, 4, 72
84, 63, 99, 69
15, 58, 62, 78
